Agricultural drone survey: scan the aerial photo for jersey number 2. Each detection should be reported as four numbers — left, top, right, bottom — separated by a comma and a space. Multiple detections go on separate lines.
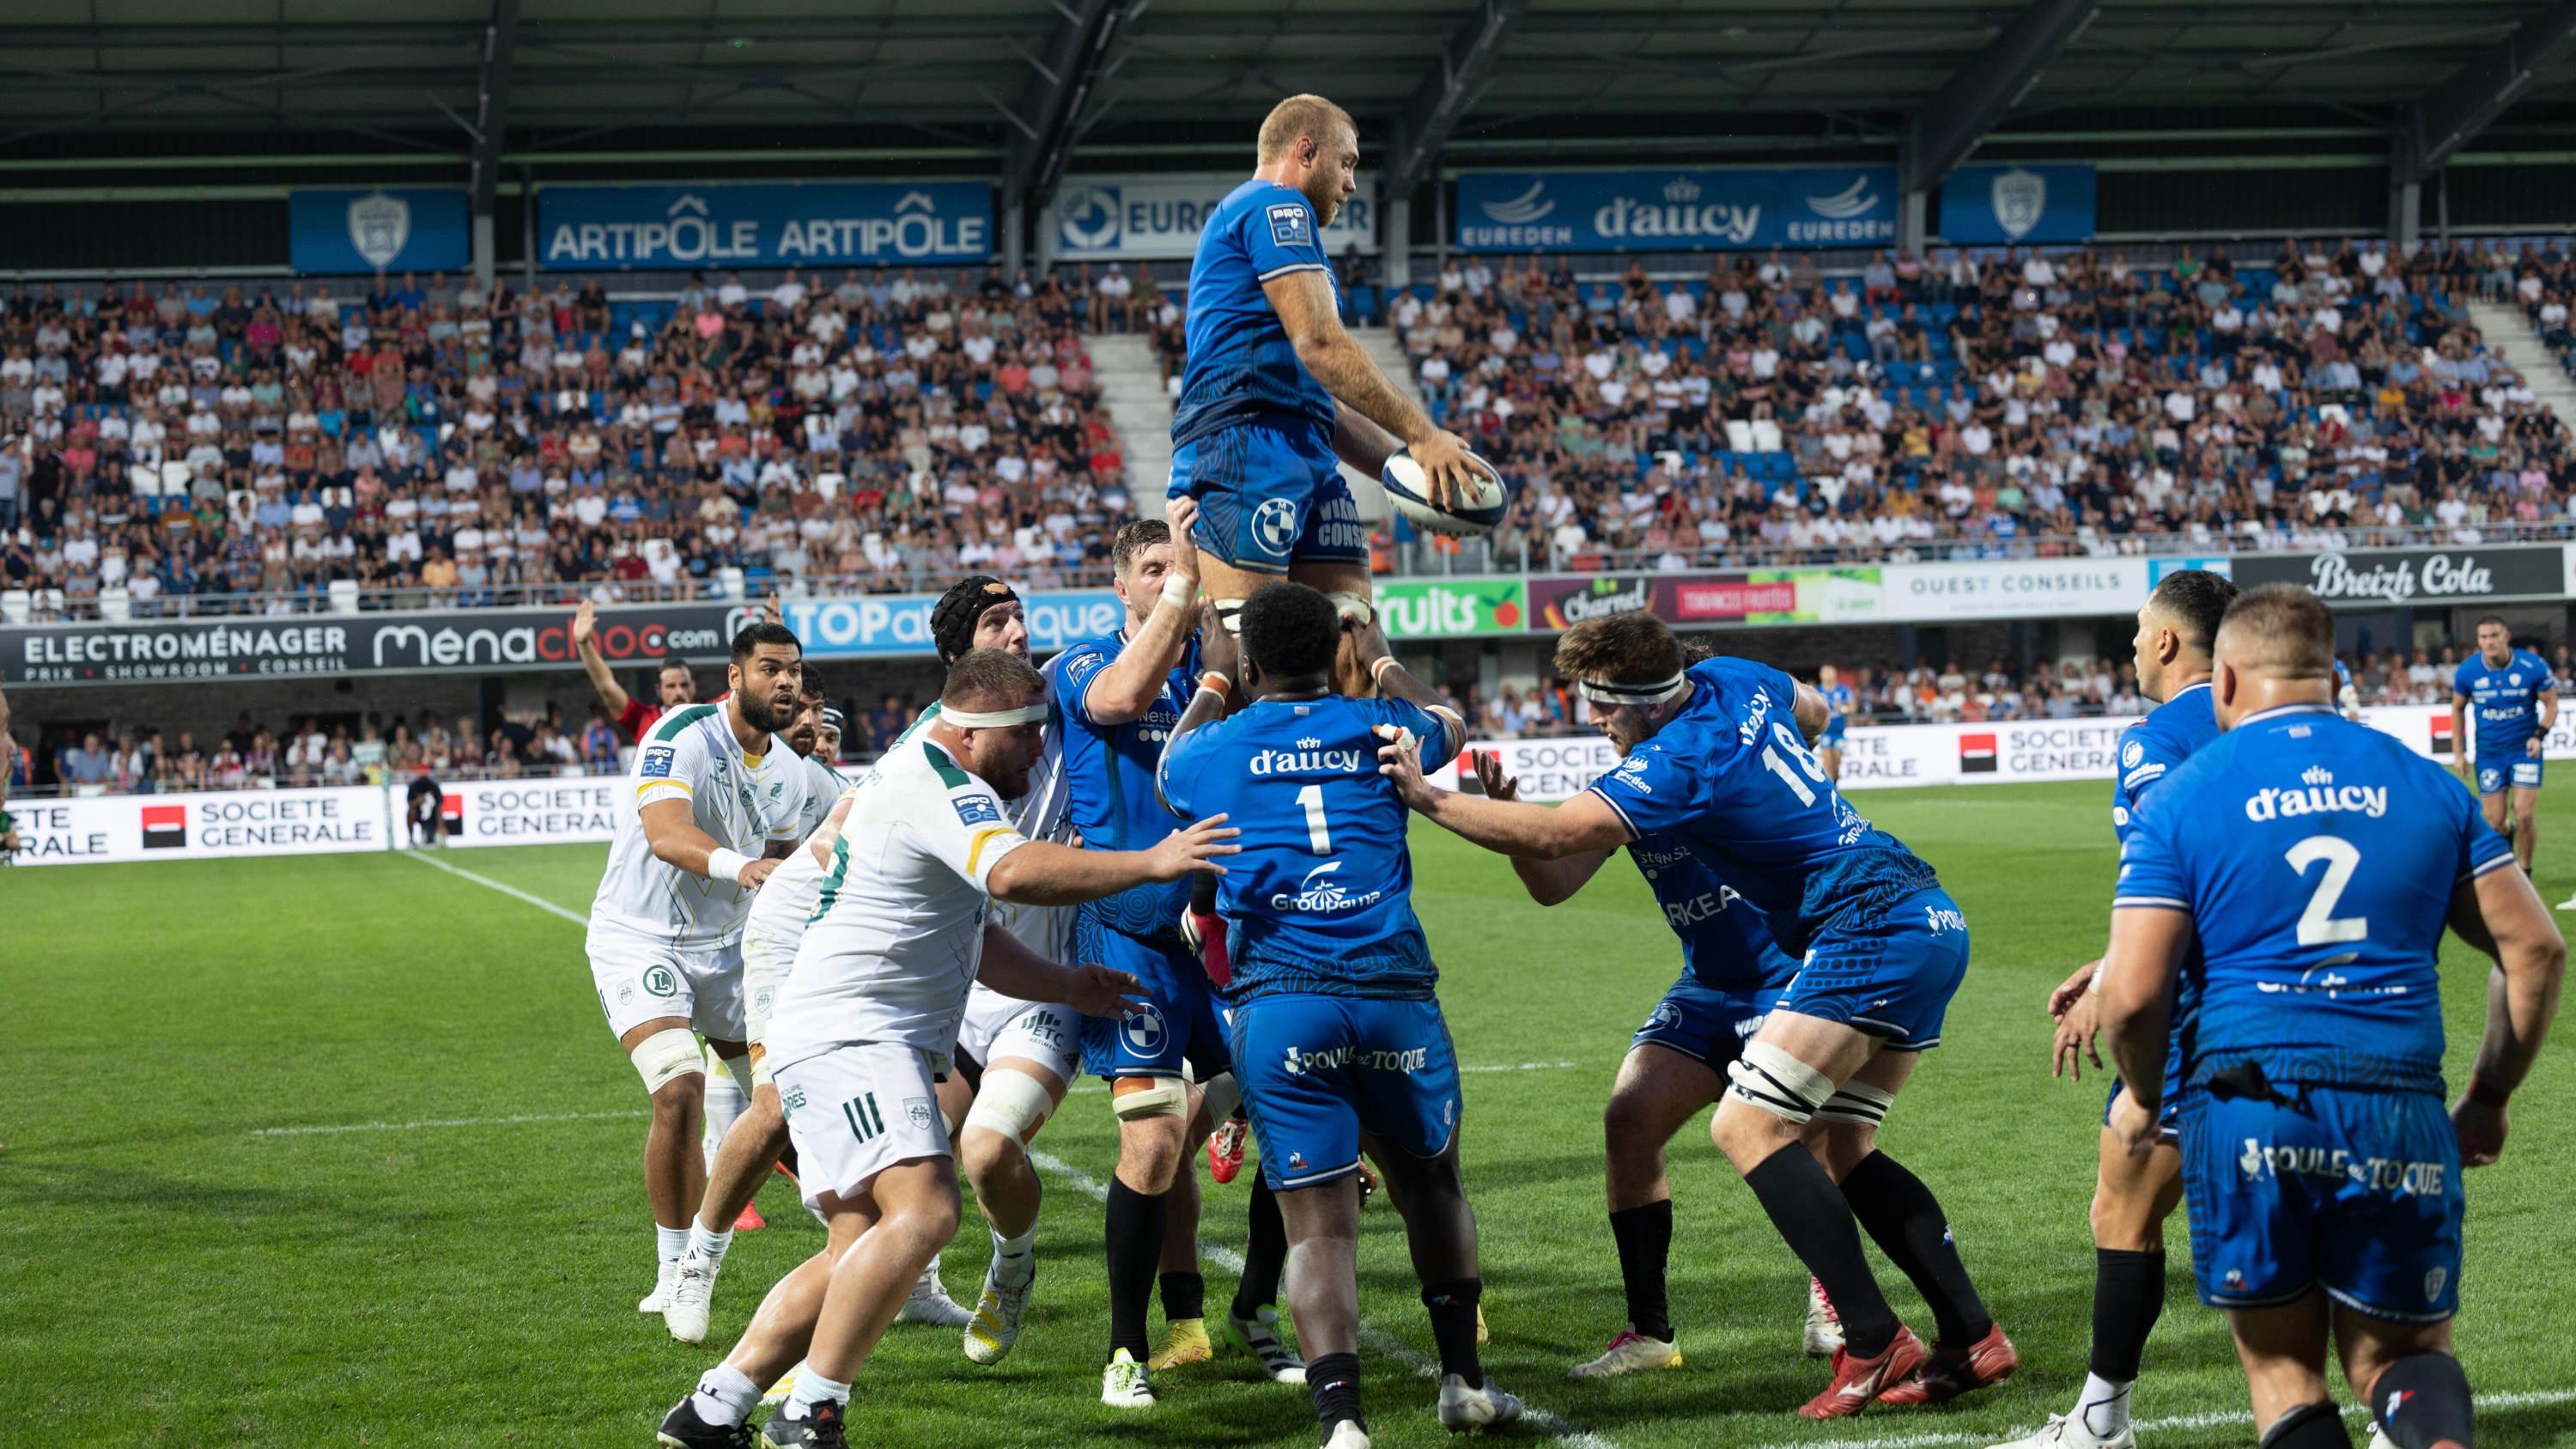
2285, 836, 2367, 946
1760, 721, 1829, 807
1294, 783, 1333, 855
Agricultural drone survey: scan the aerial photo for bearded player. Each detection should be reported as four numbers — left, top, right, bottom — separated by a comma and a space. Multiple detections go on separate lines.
590, 622, 809, 1319
1172, 92, 1475, 669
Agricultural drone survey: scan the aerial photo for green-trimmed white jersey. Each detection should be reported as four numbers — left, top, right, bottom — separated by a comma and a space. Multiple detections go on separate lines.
589, 700, 811, 950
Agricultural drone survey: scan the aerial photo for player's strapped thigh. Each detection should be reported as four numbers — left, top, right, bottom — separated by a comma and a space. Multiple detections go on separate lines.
774, 1042, 954, 1212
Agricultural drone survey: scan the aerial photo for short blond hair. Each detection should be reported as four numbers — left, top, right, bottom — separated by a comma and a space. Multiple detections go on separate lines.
1256, 94, 1355, 164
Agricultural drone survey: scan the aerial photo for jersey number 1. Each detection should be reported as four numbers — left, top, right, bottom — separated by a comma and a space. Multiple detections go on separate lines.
1294, 783, 1333, 855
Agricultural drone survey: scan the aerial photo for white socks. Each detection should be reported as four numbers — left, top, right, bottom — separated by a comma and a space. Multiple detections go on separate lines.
703, 1063, 748, 1171
686, 1222, 734, 1267
783, 1367, 852, 1421
657, 1224, 691, 1264
690, 1363, 762, 1427
990, 1223, 1037, 1288
2078, 1373, 2134, 1438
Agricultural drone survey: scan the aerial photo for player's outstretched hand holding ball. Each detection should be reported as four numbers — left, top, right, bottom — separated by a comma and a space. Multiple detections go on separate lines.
1067, 964, 1147, 1021
2451, 1091, 2508, 1167
1147, 815, 1240, 880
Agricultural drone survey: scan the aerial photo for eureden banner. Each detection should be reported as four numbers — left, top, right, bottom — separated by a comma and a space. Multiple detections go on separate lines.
1453, 167, 1899, 253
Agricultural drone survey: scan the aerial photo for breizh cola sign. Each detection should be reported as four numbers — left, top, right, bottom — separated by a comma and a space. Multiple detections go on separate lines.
2233, 545, 2566, 604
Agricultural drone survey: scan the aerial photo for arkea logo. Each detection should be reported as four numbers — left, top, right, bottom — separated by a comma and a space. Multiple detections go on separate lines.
1959, 733, 1998, 774
141, 802, 186, 849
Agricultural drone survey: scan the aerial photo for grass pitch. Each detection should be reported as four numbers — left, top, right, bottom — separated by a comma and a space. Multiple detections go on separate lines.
9, 780, 2576, 1448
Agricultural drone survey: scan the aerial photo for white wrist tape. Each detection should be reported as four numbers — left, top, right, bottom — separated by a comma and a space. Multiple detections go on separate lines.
941, 702, 1049, 728
1162, 575, 1197, 611
1370, 654, 1401, 683
707, 847, 752, 885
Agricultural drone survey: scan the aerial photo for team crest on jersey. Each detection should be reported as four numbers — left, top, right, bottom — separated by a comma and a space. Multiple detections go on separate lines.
904, 1097, 936, 1133
2121, 740, 2145, 769
640, 746, 677, 778
953, 794, 1002, 825
1267, 203, 1311, 247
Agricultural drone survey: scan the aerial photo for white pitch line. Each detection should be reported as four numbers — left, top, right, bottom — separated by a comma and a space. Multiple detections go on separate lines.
1750, 1386, 2576, 1449
401, 848, 588, 925
1063, 1060, 1581, 1094
252, 1109, 647, 1137
1025, 1147, 1620, 1449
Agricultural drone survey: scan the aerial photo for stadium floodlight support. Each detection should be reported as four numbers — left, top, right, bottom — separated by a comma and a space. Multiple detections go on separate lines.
1002, 0, 1127, 249
1896, 0, 2099, 252
466, 0, 520, 291
1382, 0, 1528, 208
2390, 0, 2576, 250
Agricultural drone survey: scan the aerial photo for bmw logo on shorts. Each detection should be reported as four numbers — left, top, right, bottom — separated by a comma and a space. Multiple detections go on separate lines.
1253, 497, 1300, 557
1122, 1002, 1170, 1056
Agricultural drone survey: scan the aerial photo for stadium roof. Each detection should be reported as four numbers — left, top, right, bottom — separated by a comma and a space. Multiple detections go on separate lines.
6, 0, 2576, 192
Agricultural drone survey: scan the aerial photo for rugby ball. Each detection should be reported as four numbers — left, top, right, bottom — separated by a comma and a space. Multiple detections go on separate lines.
1381, 447, 1510, 539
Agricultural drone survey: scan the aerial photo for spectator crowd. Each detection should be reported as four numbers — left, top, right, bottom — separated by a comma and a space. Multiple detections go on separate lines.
0, 264, 1139, 620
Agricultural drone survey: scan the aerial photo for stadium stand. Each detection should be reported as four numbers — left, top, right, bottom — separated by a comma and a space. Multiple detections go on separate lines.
0, 266, 1136, 622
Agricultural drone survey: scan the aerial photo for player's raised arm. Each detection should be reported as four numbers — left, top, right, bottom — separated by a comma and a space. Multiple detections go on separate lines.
573, 599, 636, 722
2446, 841, 2566, 1165
1348, 613, 1466, 758
1078, 501, 1205, 725
1264, 268, 1474, 505
1330, 399, 1404, 478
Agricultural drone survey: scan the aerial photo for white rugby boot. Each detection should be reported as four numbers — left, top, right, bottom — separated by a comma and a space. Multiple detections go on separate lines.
664, 1248, 720, 1344
963, 1257, 1033, 1366
1322, 1420, 1371, 1448
1985, 1413, 2136, 1449
1224, 1305, 1307, 1384
1569, 1325, 1681, 1379
894, 1252, 974, 1328
1437, 1374, 1524, 1432
1101, 1348, 1157, 1408
639, 1258, 680, 1314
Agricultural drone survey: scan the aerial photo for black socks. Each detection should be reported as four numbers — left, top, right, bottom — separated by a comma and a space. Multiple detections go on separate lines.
1308, 1351, 1364, 1435
1104, 1178, 1167, 1361
1232, 1175, 1289, 1321
1607, 1200, 1675, 1342
1158, 1269, 1205, 1324
1742, 1142, 1900, 1357
2262, 1400, 2354, 1449
2376, 1352, 2475, 1449
2089, 1246, 2166, 1380
1422, 1277, 1485, 1388
1840, 1150, 1992, 1347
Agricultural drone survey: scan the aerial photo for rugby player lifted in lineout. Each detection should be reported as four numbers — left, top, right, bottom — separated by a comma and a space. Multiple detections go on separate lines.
1170, 92, 1479, 684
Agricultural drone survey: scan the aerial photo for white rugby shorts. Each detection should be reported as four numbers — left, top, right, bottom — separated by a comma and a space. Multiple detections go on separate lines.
775, 1041, 952, 1211
586, 919, 746, 1042
957, 986, 1081, 1085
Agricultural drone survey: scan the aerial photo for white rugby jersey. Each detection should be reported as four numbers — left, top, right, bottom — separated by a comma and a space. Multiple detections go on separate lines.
589, 699, 811, 950
764, 736, 1033, 1074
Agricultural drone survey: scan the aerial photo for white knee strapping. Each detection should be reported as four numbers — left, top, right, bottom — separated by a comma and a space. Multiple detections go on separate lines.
1199, 1071, 1242, 1124
1817, 1081, 1895, 1127
1213, 598, 1246, 636
963, 1068, 1059, 1143
631, 1027, 706, 1096
1326, 590, 1374, 628
1111, 1077, 1188, 1120
1726, 1041, 1834, 1123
